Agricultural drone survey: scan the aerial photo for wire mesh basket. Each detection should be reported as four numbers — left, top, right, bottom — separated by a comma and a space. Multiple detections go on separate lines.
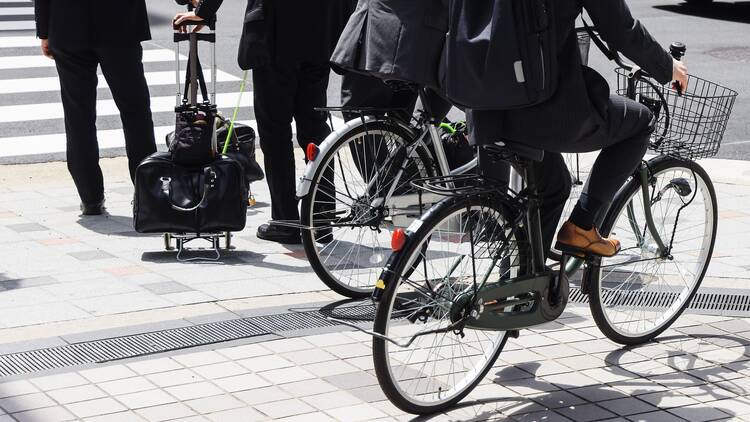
616, 69, 738, 160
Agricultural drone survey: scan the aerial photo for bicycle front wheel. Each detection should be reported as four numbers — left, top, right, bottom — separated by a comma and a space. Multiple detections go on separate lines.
301, 120, 435, 298
373, 196, 516, 414
588, 156, 717, 345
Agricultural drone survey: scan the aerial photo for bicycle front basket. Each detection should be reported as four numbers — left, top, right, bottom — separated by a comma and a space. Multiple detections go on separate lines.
616, 69, 738, 160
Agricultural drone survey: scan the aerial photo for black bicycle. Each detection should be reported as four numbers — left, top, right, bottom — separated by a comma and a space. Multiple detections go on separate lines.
367, 42, 738, 414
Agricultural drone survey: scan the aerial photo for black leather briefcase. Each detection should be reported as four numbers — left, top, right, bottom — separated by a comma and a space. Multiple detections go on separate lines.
133, 152, 248, 234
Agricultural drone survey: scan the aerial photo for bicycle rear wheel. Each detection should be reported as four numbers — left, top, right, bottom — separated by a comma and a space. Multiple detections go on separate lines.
301, 120, 435, 298
373, 195, 517, 414
588, 156, 717, 345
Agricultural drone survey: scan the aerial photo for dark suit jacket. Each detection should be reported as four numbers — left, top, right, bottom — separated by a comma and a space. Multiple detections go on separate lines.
469, 0, 674, 145
198, 0, 353, 69
34, 0, 151, 48
331, 0, 449, 88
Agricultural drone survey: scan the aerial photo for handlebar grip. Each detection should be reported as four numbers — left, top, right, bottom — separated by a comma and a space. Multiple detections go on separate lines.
670, 42, 686, 61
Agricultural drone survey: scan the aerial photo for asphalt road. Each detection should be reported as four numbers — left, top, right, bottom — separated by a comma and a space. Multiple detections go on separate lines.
4, 0, 748, 160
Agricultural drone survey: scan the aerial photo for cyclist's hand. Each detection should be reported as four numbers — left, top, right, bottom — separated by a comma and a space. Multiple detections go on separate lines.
173, 11, 205, 33
672, 59, 688, 93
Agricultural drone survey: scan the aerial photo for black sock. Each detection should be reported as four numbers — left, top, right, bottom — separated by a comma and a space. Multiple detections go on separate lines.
568, 193, 604, 231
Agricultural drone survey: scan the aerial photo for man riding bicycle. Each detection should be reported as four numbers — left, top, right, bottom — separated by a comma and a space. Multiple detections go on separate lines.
467, 0, 688, 258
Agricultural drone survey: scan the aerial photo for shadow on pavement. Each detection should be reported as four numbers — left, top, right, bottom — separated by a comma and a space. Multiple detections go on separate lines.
655, 2, 750, 24
75, 213, 152, 238
409, 333, 750, 421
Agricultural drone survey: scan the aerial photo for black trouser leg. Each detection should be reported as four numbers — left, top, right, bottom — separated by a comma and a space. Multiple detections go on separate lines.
97, 45, 156, 182
295, 62, 334, 224
569, 96, 653, 229
253, 63, 299, 222
51, 47, 104, 205
532, 153, 572, 257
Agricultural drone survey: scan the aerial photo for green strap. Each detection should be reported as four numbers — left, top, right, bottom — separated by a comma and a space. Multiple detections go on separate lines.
221, 70, 249, 155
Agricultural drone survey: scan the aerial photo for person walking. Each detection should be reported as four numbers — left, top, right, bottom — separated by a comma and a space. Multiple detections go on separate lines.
34, 0, 157, 216
175, 0, 353, 244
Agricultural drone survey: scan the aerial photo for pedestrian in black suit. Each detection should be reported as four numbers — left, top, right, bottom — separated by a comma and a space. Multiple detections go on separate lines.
175, 0, 352, 244
35, 0, 157, 215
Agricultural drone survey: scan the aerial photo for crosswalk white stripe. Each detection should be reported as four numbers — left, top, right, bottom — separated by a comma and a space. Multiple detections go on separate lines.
0, 7, 32, 15
0, 92, 256, 123
0, 70, 241, 94
0, 49, 180, 70
0, 117, 346, 158
0, 21, 34, 31
0, 35, 38, 48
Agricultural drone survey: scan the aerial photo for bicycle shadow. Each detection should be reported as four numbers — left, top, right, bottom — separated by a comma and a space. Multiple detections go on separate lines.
654, 2, 750, 24
409, 333, 750, 421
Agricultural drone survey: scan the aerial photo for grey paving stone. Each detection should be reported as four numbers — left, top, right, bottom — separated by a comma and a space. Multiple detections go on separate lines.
254, 398, 315, 419
67, 250, 116, 261
141, 281, 194, 295
47, 384, 107, 405
135, 402, 196, 422
6, 223, 48, 233
64, 397, 127, 419
115, 389, 177, 409
0, 392, 55, 414
599, 397, 659, 416
347, 385, 388, 404
0, 276, 57, 290
557, 403, 617, 422
11, 406, 75, 422
627, 410, 685, 422
666, 403, 731, 422
234, 386, 292, 406
323, 371, 379, 390
529, 390, 587, 409
185, 394, 245, 414
513, 410, 574, 422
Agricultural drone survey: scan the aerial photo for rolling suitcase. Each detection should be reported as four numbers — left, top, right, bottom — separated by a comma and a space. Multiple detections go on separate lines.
133, 16, 248, 260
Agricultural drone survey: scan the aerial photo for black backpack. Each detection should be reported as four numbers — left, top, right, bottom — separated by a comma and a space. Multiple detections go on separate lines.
441, 0, 557, 110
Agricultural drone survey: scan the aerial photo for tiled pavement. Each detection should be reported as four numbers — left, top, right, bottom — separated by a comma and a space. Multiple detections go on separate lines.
2, 309, 750, 421
0, 154, 750, 420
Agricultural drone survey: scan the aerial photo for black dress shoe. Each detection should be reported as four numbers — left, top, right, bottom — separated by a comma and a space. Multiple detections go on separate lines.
80, 199, 105, 216
257, 223, 301, 244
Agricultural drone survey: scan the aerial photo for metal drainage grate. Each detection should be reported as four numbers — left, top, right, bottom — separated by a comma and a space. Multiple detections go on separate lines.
0, 310, 337, 378
569, 287, 750, 314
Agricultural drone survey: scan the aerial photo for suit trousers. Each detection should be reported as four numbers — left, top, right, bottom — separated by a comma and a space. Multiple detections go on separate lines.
253, 60, 332, 222
51, 44, 156, 204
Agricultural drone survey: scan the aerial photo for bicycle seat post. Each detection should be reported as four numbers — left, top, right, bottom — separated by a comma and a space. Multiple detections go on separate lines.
521, 162, 547, 275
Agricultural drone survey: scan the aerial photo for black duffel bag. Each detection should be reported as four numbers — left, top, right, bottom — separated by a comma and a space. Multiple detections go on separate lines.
134, 152, 248, 234
216, 120, 264, 184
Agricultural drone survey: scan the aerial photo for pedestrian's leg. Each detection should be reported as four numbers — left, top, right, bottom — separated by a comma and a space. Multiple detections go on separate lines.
50, 47, 104, 205
253, 63, 298, 222
295, 62, 336, 238
97, 45, 156, 182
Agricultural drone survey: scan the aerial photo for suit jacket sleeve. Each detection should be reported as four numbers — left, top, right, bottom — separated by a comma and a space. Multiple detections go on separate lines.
582, 0, 673, 84
196, 0, 224, 20
34, 0, 50, 39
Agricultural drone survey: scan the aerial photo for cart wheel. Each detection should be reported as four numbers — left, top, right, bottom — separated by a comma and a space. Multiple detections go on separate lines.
225, 232, 232, 249
164, 233, 173, 251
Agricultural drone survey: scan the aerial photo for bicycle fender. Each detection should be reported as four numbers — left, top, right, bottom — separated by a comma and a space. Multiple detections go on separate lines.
295, 115, 379, 199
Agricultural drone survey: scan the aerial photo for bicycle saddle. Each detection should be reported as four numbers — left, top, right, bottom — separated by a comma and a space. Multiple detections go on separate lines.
484, 140, 545, 163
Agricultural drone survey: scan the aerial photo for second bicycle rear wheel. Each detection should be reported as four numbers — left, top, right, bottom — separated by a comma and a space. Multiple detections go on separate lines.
301, 120, 435, 298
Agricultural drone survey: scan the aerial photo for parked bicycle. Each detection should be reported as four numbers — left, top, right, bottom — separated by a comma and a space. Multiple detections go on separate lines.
296, 90, 477, 298
360, 42, 737, 414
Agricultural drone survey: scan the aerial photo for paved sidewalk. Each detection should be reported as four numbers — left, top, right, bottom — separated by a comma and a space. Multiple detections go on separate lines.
2, 307, 750, 421
0, 153, 749, 421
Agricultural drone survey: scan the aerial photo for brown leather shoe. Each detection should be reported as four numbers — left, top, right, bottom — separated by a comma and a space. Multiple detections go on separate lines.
554, 221, 621, 258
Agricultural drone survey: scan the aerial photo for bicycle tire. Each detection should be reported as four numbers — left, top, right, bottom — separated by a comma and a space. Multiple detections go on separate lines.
587, 156, 717, 345
301, 120, 435, 298
373, 194, 513, 414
